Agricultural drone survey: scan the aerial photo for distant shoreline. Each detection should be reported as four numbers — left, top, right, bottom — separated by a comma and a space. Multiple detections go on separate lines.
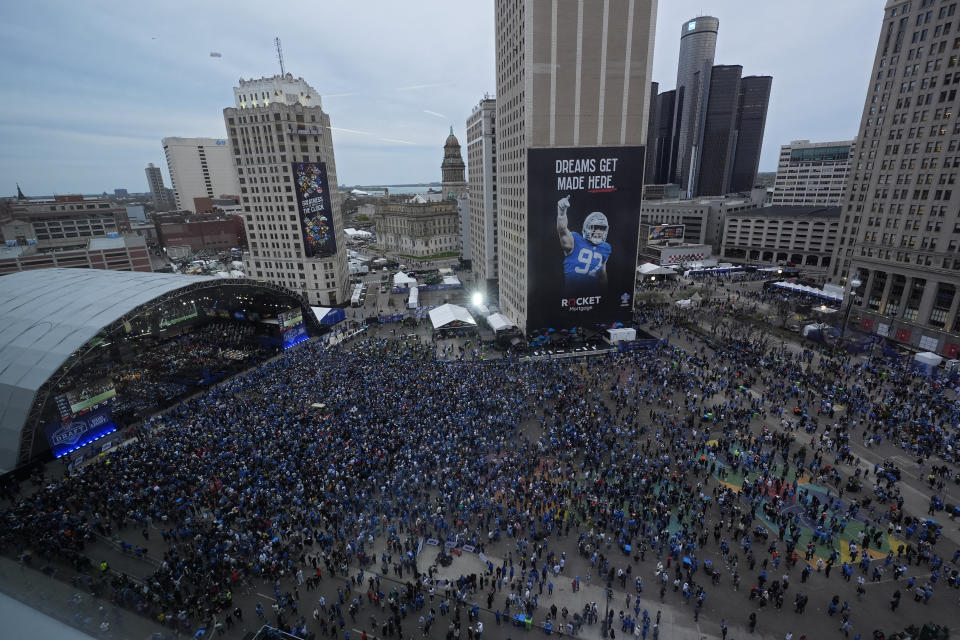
345, 183, 441, 189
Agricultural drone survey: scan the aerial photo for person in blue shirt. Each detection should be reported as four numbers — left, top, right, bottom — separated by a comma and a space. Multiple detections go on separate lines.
557, 195, 611, 294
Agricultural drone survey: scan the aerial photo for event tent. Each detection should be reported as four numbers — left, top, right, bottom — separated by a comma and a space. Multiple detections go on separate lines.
637, 263, 675, 276
770, 280, 843, 302
486, 313, 516, 333
393, 271, 417, 287
428, 304, 477, 330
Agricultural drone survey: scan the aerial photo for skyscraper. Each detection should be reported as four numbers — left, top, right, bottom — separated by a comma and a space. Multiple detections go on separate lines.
646, 16, 771, 197
441, 127, 470, 261
162, 137, 241, 211
671, 16, 719, 196
696, 65, 742, 197
832, 0, 960, 357
223, 73, 348, 306
467, 97, 498, 295
494, 0, 656, 333
145, 163, 172, 211
728, 74, 773, 192
649, 89, 676, 185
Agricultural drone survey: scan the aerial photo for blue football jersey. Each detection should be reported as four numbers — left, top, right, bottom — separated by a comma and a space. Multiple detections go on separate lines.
563, 232, 611, 290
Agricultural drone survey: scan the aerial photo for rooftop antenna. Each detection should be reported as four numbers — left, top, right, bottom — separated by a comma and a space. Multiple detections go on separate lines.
274, 37, 285, 76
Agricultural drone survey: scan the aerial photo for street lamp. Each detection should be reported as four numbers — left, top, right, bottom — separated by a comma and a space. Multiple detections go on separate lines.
840, 275, 863, 340
601, 580, 613, 636
472, 292, 483, 307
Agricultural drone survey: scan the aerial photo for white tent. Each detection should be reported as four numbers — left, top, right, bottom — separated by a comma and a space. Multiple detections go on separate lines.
429, 303, 477, 330
442, 275, 461, 286
771, 280, 843, 302
605, 328, 636, 343
393, 271, 417, 287
914, 351, 943, 367
675, 299, 693, 308
486, 313, 515, 333
637, 263, 675, 276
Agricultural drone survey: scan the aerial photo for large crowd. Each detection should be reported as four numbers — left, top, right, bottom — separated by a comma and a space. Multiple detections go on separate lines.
1, 311, 960, 639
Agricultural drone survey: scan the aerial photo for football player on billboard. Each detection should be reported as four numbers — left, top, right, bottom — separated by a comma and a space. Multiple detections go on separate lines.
557, 195, 611, 293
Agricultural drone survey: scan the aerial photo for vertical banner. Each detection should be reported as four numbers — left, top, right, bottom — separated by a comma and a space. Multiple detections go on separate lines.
292, 162, 337, 257
526, 146, 645, 331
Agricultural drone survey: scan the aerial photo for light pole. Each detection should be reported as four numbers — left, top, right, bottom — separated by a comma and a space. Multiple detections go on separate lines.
601, 581, 612, 636
840, 275, 863, 341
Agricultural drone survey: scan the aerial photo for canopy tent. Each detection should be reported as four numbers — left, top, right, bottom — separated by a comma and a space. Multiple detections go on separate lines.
486, 313, 516, 333
429, 304, 477, 330
770, 280, 843, 302
915, 351, 943, 367
311, 306, 346, 325
393, 271, 417, 287
683, 265, 744, 277
637, 263, 675, 276
442, 275, 461, 286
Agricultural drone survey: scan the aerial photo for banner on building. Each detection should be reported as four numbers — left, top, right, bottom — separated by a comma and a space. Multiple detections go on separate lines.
292, 162, 337, 257
526, 146, 645, 331
646, 224, 685, 245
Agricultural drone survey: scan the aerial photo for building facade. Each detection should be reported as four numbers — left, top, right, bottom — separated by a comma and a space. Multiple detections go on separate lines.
639, 190, 765, 251
721, 205, 840, 280
0, 235, 152, 276
467, 97, 498, 295
772, 139, 856, 206
145, 163, 173, 211
373, 198, 460, 258
162, 137, 241, 211
494, 0, 657, 332
223, 74, 349, 306
155, 216, 245, 254
832, 0, 960, 357
1, 195, 131, 250
441, 127, 471, 261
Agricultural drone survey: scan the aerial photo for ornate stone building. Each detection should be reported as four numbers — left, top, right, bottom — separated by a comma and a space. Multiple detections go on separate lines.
441, 127, 471, 261
374, 196, 460, 258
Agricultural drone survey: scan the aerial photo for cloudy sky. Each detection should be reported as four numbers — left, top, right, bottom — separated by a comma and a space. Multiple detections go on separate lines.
1, 0, 881, 195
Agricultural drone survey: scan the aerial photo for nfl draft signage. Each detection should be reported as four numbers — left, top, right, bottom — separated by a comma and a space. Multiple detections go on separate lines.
292, 162, 337, 257
44, 406, 117, 458
526, 146, 645, 331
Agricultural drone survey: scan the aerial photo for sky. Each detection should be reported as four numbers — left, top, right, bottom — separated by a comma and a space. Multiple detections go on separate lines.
0, 0, 882, 195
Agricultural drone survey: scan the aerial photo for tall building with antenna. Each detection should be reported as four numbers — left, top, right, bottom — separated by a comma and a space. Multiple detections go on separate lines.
223, 68, 348, 306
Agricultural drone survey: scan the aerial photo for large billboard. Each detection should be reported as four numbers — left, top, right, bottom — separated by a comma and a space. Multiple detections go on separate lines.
527, 146, 645, 331
646, 224, 685, 245
292, 162, 337, 257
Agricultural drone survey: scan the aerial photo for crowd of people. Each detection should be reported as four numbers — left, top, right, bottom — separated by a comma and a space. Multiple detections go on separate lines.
1, 306, 959, 639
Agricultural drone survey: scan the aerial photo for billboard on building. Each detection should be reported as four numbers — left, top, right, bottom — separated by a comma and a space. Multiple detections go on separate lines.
646, 224, 685, 245
292, 162, 337, 257
526, 146, 645, 331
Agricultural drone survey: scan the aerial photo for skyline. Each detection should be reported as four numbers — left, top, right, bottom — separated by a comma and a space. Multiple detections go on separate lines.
1, 0, 880, 195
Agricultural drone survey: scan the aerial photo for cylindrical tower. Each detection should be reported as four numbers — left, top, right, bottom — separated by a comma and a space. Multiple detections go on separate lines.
671, 16, 719, 196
